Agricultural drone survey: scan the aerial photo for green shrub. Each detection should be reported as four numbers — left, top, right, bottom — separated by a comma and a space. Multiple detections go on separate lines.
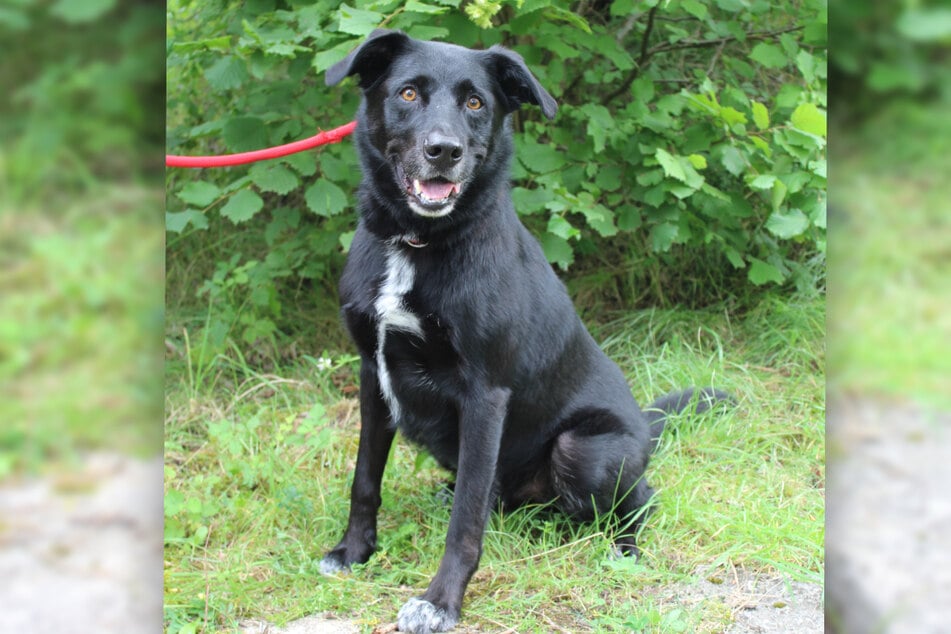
166, 0, 827, 351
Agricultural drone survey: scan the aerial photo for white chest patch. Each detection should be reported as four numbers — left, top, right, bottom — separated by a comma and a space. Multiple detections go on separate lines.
374, 244, 423, 425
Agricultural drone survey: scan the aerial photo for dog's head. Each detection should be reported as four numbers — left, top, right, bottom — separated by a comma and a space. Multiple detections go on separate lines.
327, 30, 557, 221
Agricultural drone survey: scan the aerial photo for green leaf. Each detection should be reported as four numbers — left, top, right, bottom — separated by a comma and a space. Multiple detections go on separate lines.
48, 0, 115, 23
867, 62, 925, 92
595, 166, 623, 192
305, 179, 348, 216
512, 187, 553, 215
682, 0, 707, 19
748, 258, 785, 285
655, 149, 686, 183
724, 247, 745, 269
810, 200, 827, 229
765, 208, 809, 239
719, 106, 747, 127
643, 185, 667, 207
751, 102, 770, 130
340, 230, 356, 252
517, 139, 566, 174
651, 222, 679, 253
177, 181, 222, 208
582, 104, 614, 153
220, 190, 264, 224
790, 103, 827, 138
617, 207, 641, 231
715, 0, 745, 10
700, 183, 731, 202
313, 40, 357, 74
405, 25, 451, 40
404, 0, 449, 14
284, 152, 318, 177
591, 37, 635, 71
543, 6, 592, 33
896, 8, 951, 42
222, 117, 267, 153
539, 233, 574, 269
795, 51, 816, 84
166, 210, 208, 234
687, 154, 707, 170
204, 56, 249, 92
164, 488, 185, 516
547, 214, 579, 241
749, 43, 788, 69
250, 164, 300, 195
750, 135, 771, 155
770, 179, 788, 211
720, 146, 746, 176
748, 174, 776, 190
578, 204, 618, 237
337, 4, 383, 36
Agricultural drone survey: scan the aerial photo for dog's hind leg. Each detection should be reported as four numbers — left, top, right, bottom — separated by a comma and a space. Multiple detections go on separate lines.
549, 409, 655, 557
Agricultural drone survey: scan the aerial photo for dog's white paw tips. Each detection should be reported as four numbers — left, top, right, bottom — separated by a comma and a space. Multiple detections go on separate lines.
396, 597, 458, 633
318, 555, 348, 576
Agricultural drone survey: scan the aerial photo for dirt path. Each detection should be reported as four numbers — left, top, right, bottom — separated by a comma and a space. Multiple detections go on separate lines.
827, 397, 951, 633
240, 565, 823, 634
0, 453, 163, 633
651, 565, 823, 633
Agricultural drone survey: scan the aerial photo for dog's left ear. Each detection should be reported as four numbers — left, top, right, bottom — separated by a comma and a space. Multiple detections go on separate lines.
486, 46, 558, 120
326, 29, 411, 89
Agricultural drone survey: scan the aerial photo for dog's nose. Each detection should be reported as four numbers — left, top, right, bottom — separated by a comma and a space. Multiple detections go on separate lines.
423, 133, 463, 170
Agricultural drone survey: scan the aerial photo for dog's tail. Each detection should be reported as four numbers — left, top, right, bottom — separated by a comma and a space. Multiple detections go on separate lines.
645, 387, 733, 452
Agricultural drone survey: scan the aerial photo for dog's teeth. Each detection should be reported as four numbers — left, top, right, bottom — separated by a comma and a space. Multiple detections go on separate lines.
413, 179, 423, 196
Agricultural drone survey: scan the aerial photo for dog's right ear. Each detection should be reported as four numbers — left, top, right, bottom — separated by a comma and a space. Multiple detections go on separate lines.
325, 29, 411, 89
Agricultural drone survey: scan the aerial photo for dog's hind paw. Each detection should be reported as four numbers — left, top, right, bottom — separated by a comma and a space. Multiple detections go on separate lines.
397, 597, 458, 633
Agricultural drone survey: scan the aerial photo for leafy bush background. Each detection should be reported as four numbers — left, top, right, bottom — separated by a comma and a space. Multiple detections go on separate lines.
166, 0, 827, 356
2, 0, 165, 468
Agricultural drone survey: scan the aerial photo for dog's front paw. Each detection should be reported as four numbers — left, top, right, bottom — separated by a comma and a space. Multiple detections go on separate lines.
397, 597, 458, 633
319, 537, 376, 576
318, 551, 350, 575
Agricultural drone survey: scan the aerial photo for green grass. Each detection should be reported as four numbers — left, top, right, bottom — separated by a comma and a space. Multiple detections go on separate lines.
829, 101, 951, 410
163, 292, 824, 633
0, 186, 164, 476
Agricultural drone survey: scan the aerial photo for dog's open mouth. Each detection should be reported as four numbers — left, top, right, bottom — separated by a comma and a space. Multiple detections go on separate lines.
411, 178, 459, 204
397, 166, 460, 216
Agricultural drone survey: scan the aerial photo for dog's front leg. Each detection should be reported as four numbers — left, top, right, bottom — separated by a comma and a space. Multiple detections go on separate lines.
397, 386, 510, 634
320, 363, 395, 573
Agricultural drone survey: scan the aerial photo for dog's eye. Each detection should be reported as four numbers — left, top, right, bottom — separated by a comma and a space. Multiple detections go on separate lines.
466, 96, 483, 111
400, 87, 418, 102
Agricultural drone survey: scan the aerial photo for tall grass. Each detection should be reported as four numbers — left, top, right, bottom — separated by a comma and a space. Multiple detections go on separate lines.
164, 292, 824, 633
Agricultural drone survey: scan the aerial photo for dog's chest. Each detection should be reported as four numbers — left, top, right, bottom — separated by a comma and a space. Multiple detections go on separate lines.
375, 245, 423, 338
373, 245, 426, 424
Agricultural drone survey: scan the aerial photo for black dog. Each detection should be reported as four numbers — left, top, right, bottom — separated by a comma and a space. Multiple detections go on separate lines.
320, 30, 727, 633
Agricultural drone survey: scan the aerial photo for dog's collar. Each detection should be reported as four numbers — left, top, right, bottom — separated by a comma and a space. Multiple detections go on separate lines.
401, 235, 429, 249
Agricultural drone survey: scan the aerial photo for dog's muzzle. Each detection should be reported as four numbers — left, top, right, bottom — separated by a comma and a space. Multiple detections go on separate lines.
396, 164, 463, 218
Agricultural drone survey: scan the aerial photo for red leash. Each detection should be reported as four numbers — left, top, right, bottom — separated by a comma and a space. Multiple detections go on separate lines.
166, 121, 357, 168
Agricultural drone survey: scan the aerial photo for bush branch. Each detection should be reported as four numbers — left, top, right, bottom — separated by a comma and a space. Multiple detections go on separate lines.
604, 23, 805, 106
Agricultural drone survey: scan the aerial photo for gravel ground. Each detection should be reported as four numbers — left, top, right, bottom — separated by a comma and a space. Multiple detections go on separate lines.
651, 565, 823, 633
827, 397, 951, 634
0, 453, 163, 634
240, 564, 824, 634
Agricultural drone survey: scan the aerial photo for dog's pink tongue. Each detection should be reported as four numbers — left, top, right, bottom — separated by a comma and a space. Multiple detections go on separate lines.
419, 179, 456, 201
